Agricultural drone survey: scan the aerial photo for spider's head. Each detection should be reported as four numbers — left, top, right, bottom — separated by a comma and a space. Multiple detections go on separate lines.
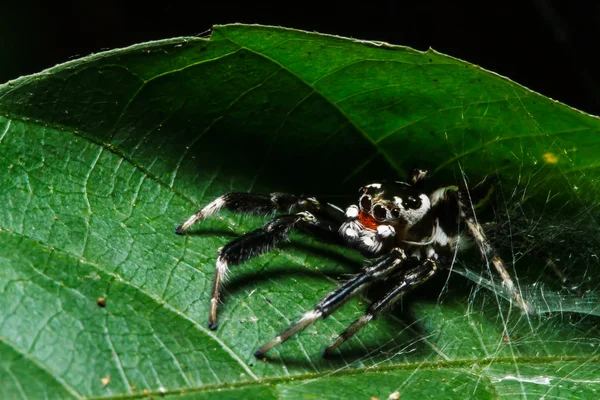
357, 181, 431, 229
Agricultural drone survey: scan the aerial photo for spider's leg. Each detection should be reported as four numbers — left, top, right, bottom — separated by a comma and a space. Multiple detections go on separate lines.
453, 191, 532, 313
209, 212, 341, 330
323, 258, 438, 357
176, 192, 339, 234
253, 248, 409, 359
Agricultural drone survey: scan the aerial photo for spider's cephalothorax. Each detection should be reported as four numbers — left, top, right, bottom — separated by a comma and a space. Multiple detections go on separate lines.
175, 169, 530, 358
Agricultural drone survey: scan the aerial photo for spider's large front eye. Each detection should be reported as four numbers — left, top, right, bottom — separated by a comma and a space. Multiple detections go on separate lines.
360, 195, 372, 211
390, 208, 400, 219
373, 204, 388, 221
404, 196, 422, 209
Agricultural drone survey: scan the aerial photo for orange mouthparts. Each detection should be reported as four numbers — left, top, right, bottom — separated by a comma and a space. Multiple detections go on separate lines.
358, 211, 379, 230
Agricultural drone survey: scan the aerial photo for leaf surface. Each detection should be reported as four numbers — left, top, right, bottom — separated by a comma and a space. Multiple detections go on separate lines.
1, 24, 599, 399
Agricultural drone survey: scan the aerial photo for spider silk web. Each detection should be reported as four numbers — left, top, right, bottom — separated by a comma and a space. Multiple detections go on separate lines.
279, 138, 600, 400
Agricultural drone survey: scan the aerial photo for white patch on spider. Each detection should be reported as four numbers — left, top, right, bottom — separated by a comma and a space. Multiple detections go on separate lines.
216, 256, 229, 280
429, 188, 446, 206
365, 183, 382, 190
393, 194, 431, 227
429, 186, 457, 206
202, 196, 226, 217
341, 219, 362, 240
299, 310, 322, 322
393, 196, 404, 209
376, 224, 395, 238
327, 202, 345, 214
431, 222, 451, 246
425, 246, 438, 260
359, 229, 384, 254
298, 211, 316, 222
345, 205, 359, 218
393, 181, 411, 186
431, 227, 467, 252
340, 208, 364, 244
179, 196, 227, 231
345, 227, 357, 237
354, 314, 373, 328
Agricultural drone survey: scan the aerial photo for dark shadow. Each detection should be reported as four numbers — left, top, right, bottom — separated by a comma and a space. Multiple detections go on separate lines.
280, 241, 363, 271
224, 266, 345, 294
182, 227, 363, 270
252, 264, 480, 366
190, 226, 491, 366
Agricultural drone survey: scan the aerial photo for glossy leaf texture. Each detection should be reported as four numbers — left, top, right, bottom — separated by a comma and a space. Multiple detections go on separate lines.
1, 24, 599, 400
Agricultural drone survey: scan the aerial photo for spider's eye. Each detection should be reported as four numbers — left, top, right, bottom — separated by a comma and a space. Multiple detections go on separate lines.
360, 195, 372, 211
404, 196, 422, 209
373, 204, 388, 221
390, 208, 400, 219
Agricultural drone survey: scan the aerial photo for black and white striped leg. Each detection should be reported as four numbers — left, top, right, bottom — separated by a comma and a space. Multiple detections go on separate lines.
323, 258, 438, 357
209, 212, 341, 330
455, 192, 532, 314
253, 248, 409, 359
175, 192, 325, 234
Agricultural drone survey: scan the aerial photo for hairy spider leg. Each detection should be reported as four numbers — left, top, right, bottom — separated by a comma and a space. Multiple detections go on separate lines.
254, 248, 409, 359
175, 192, 333, 234
323, 258, 438, 356
208, 212, 342, 330
454, 191, 532, 314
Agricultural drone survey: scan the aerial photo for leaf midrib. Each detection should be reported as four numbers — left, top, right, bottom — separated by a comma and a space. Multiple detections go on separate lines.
84, 355, 598, 400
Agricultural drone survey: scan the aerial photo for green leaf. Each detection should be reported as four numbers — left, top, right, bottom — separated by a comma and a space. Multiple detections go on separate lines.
1, 24, 599, 399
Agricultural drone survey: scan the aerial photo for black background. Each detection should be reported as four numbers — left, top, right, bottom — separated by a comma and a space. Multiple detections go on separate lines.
2, 1, 599, 115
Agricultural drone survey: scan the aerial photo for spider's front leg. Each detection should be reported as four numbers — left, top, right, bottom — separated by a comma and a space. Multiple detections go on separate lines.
254, 248, 412, 359
323, 258, 437, 356
175, 192, 331, 234
207, 211, 342, 330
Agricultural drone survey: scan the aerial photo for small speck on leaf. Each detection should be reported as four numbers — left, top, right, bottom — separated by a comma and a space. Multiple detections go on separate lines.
101, 376, 110, 386
543, 152, 559, 164
97, 297, 106, 308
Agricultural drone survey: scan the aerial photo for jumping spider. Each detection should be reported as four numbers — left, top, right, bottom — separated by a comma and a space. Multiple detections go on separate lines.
175, 169, 530, 358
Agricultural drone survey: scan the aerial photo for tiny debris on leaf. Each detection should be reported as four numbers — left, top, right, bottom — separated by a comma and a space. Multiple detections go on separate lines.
97, 297, 106, 308
101, 376, 110, 386
388, 392, 400, 400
